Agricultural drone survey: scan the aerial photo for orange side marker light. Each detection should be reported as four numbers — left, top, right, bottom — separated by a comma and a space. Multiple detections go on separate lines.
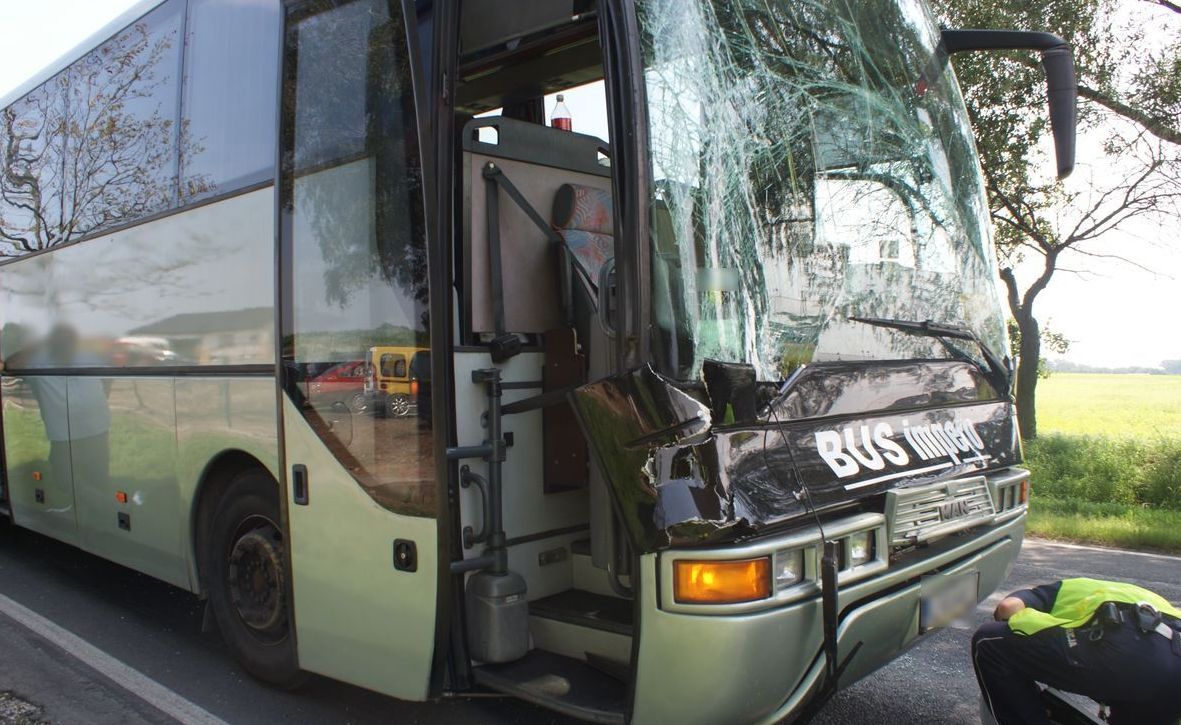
673, 557, 771, 604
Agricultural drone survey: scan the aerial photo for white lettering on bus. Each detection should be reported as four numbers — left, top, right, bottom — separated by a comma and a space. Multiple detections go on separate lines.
813, 417, 988, 479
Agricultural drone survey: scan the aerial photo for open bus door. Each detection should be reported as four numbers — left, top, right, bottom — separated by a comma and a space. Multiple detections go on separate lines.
277, 0, 440, 700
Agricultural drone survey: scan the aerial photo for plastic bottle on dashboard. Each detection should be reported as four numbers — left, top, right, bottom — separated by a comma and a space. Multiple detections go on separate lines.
551, 94, 572, 132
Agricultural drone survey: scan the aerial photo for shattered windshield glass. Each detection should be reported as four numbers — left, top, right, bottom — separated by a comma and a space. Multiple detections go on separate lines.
640, 0, 1008, 381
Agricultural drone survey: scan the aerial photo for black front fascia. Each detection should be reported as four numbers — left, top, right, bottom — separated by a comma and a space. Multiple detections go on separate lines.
571, 360, 1020, 551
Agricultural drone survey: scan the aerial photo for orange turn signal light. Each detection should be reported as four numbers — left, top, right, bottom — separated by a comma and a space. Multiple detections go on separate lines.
1019, 479, 1029, 504
410, 379, 419, 396
32, 471, 41, 481
673, 557, 771, 604
115, 491, 128, 504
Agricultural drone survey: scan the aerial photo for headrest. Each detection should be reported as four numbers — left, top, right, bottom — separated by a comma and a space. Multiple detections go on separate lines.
552, 184, 613, 235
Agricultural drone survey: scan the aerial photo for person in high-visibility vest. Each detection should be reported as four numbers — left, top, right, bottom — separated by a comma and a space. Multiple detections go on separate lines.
972, 577, 1181, 724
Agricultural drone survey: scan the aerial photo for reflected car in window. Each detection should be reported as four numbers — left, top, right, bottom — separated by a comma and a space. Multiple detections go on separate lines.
308, 360, 369, 413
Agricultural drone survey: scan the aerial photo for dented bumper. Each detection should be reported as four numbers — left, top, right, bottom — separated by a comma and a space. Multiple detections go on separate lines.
628, 512, 1026, 725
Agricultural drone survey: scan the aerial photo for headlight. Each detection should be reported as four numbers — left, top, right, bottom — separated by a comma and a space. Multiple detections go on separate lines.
673, 557, 771, 604
845, 530, 875, 569
773, 548, 805, 589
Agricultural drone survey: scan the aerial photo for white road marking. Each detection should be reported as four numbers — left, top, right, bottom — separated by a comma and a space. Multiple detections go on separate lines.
1025, 537, 1181, 563
0, 591, 229, 725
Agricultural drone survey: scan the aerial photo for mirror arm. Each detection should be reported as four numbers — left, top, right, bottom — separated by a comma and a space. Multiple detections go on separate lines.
940, 29, 1078, 179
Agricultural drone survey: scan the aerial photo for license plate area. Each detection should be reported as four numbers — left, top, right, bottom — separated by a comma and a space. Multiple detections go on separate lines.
920, 570, 979, 632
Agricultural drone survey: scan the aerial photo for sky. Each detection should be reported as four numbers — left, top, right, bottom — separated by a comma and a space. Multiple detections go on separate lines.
1, 0, 1178, 369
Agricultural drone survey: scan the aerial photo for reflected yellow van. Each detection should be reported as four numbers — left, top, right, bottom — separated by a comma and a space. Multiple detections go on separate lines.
365, 346, 429, 417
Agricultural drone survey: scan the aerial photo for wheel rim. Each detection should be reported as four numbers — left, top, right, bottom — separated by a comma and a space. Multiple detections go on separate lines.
388, 394, 410, 417
227, 515, 287, 641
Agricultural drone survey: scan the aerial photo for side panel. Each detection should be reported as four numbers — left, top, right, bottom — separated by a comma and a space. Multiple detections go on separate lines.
175, 377, 280, 589
284, 398, 438, 699
0, 186, 276, 588
2, 376, 79, 546
71, 377, 187, 589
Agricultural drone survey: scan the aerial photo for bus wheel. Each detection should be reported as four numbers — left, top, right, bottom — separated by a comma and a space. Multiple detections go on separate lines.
386, 394, 411, 417
205, 470, 305, 689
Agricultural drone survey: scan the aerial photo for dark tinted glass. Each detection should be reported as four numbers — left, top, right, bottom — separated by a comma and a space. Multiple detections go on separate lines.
285, 0, 433, 516
181, 0, 281, 200
62, 0, 184, 238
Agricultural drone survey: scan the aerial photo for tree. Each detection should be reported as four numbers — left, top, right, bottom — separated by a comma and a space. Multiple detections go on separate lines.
1008, 319, 1070, 379
932, 0, 1181, 439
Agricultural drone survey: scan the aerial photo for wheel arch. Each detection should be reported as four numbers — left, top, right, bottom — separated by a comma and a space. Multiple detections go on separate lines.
191, 449, 279, 596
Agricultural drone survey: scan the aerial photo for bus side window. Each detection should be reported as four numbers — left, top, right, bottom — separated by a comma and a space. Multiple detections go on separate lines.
181, 0, 281, 200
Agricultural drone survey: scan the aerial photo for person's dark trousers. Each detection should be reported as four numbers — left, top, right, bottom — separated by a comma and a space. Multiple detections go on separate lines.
972, 618, 1181, 725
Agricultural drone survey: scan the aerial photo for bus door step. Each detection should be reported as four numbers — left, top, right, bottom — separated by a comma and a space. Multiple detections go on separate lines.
472, 649, 626, 724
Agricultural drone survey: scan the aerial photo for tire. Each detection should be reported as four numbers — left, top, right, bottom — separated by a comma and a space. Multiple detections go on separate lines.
204, 470, 305, 689
346, 391, 368, 414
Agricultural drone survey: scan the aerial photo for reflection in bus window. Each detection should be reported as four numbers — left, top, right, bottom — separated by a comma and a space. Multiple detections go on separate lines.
284, 0, 434, 517
0, 0, 184, 255
181, 0, 281, 199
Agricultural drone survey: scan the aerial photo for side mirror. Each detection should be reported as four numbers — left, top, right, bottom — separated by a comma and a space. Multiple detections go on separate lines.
940, 29, 1078, 179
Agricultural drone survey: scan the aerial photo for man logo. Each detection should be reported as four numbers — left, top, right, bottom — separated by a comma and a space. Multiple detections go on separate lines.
939, 499, 972, 521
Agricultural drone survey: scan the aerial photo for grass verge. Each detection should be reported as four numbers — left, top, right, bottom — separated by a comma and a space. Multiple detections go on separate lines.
1027, 496, 1181, 554
1024, 434, 1181, 509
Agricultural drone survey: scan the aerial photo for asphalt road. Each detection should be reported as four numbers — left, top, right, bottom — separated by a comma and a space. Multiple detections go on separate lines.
1, 523, 1178, 725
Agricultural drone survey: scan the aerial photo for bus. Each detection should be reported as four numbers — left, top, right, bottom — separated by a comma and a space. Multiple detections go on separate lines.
0, 0, 1076, 722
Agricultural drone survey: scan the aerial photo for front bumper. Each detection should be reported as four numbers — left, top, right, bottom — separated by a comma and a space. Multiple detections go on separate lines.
629, 513, 1025, 725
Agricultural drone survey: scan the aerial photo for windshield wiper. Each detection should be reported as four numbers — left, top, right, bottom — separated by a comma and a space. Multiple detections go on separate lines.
849, 316, 1012, 396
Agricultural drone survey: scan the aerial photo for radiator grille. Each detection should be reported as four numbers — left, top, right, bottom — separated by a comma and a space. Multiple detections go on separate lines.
887, 476, 996, 547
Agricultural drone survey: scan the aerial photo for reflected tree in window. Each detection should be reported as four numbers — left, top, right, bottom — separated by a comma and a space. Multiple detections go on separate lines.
0, 7, 190, 257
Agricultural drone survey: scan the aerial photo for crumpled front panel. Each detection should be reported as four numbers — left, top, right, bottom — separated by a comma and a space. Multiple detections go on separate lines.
572, 362, 1020, 551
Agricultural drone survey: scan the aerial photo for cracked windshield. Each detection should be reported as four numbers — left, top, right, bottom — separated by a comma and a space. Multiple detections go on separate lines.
639, 0, 1008, 381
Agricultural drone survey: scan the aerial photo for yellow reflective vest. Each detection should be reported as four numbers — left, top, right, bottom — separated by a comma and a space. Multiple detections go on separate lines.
1009, 577, 1181, 636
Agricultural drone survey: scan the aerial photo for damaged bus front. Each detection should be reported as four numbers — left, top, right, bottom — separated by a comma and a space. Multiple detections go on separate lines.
440, 0, 1076, 722
569, 0, 1046, 721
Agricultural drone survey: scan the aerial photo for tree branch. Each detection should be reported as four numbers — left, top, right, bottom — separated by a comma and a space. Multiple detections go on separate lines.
1143, 0, 1181, 14
1076, 84, 1181, 146
999, 267, 1022, 318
